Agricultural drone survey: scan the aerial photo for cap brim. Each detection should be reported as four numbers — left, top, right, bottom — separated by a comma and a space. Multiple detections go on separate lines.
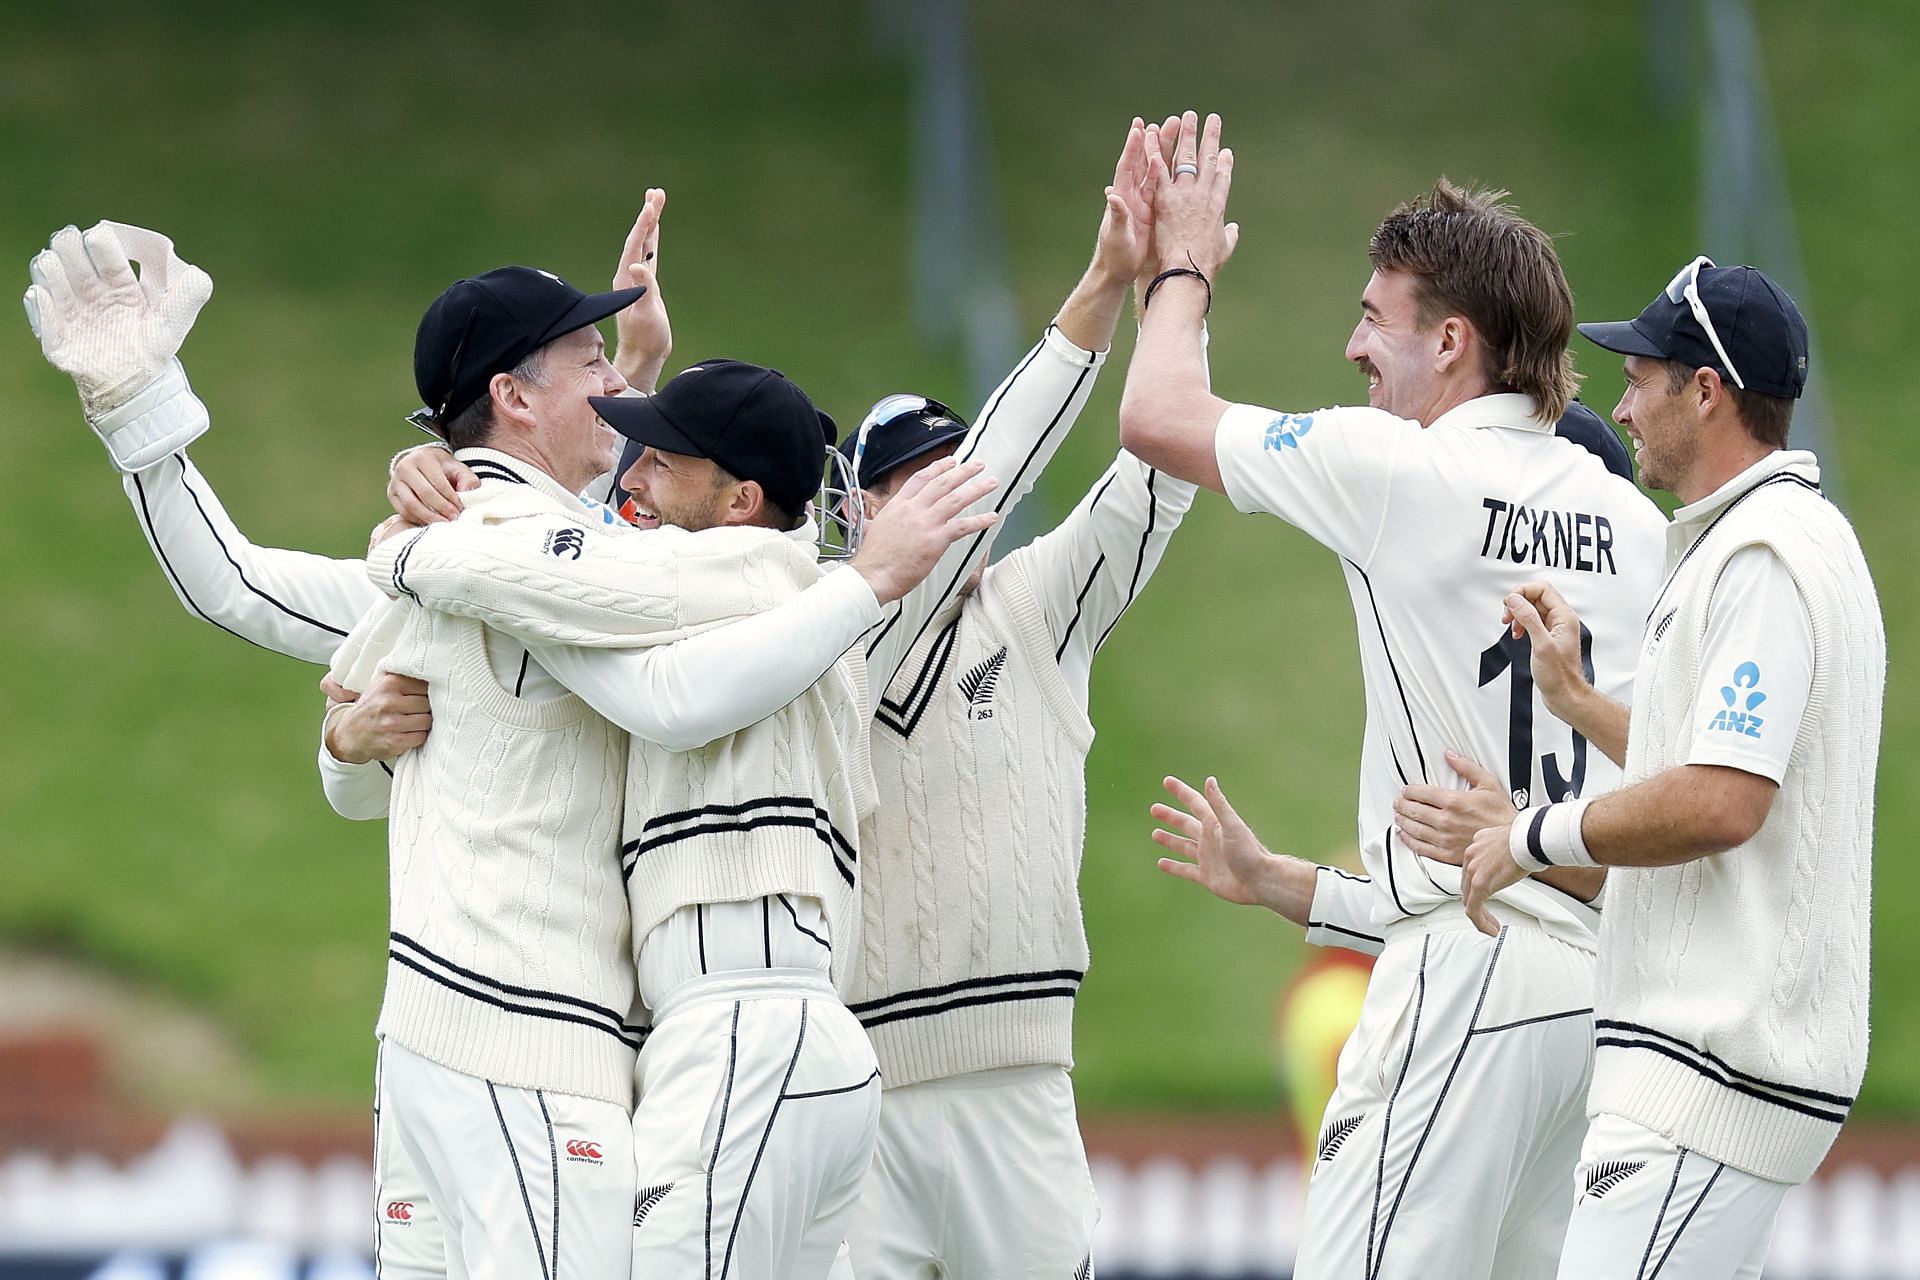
539, 284, 648, 346
1576, 318, 1669, 359
589, 392, 709, 458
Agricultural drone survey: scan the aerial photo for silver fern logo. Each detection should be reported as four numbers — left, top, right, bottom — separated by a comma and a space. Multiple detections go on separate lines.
1581, 1160, 1646, 1202
957, 646, 1008, 721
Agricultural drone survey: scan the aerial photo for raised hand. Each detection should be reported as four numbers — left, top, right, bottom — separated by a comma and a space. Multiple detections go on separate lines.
1395, 749, 1515, 864
1151, 774, 1284, 909
849, 456, 999, 604
1145, 110, 1239, 281
1091, 118, 1157, 285
25, 221, 214, 415
612, 189, 670, 391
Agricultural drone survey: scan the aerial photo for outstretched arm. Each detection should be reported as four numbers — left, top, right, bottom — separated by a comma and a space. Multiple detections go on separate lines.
864, 118, 1158, 686
1117, 111, 1239, 492
1151, 775, 1383, 955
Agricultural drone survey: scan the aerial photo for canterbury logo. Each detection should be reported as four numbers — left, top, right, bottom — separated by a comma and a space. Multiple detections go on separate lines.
545, 528, 585, 560
385, 1201, 413, 1222
1316, 1114, 1363, 1164
565, 1139, 604, 1161
957, 646, 1007, 720
634, 1182, 673, 1228
1582, 1159, 1647, 1201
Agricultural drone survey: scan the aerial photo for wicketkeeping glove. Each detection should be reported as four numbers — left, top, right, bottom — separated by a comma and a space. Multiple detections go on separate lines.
24, 221, 215, 472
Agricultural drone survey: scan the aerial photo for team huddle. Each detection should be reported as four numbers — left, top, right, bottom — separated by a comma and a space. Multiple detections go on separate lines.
23, 111, 1883, 1280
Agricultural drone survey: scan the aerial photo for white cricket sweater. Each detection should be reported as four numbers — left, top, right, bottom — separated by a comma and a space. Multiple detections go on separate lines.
1590, 452, 1883, 1183
844, 450, 1195, 1087
368, 504, 877, 976
344, 463, 641, 1107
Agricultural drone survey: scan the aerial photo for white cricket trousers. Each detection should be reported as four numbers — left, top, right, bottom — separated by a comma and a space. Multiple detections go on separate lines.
373, 1038, 636, 1280
848, 1064, 1098, 1280
1295, 908, 1595, 1280
629, 969, 882, 1279
1555, 1113, 1789, 1280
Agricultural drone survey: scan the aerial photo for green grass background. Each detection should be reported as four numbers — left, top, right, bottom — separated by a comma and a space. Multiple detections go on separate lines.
1, 0, 1911, 1115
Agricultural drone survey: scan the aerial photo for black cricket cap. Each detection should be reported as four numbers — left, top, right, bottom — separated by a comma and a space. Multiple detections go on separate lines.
1577, 261, 1809, 399
1554, 399, 1634, 483
592, 359, 837, 519
836, 394, 971, 490
413, 266, 646, 427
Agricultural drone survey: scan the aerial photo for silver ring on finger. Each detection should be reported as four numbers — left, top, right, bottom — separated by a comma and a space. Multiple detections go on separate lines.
1173, 162, 1199, 177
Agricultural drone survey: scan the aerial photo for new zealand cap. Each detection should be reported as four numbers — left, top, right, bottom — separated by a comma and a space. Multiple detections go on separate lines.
593, 359, 837, 519
413, 266, 646, 427
1577, 262, 1809, 399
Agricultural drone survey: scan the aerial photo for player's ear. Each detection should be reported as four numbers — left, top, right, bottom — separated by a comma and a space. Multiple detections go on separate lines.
490, 370, 539, 430
1433, 315, 1472, 375
723, 477, 768, 528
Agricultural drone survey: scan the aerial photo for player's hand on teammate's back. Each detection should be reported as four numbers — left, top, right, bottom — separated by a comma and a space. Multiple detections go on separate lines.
24, 221, 213, 417
1503, 582, 1591, 720
1458, 821, 1528, 937
1395, 749, 1515, 864
849, 457, 999, 605
1143, 111, 1239, 281
612, 188, 670, 391
323, 672, 433, 765
389, 444, 476, 524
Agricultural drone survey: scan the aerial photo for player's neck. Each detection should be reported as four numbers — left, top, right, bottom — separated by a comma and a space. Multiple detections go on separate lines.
1412, 377, 1498, 429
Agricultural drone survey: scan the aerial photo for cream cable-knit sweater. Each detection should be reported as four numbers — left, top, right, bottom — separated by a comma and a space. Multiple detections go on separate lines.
366, 497, 876, 975
339, 462, 641, 1107
1590, 452, 1882, 1183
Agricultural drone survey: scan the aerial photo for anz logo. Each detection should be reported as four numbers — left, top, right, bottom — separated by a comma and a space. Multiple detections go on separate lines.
1263, 413, 1315, 451
1706, 661, 1767, 739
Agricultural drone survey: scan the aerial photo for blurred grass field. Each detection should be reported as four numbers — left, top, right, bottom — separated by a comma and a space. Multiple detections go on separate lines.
1, 0, 1912, 1116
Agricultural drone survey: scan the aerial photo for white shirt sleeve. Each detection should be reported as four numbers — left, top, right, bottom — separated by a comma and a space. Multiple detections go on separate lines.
1304, 865, 1387, 957
122, 451, 380, 664
1212, 402, 1417, 567
525, 567, 883, 751
1683, 544, 1813, 783
864, 325, 1107, 686
1003, 449, 1198, 709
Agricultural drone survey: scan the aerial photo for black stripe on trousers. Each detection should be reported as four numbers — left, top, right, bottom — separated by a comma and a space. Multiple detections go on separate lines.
719, 1000, 811, 1279
488, 1082, 551, 1280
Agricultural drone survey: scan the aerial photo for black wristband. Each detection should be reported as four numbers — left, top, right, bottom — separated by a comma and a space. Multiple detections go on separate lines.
1143, 266, 1211, 314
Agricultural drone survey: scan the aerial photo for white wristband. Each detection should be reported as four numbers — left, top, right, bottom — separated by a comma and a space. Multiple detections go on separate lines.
1509, 798, 1599, 873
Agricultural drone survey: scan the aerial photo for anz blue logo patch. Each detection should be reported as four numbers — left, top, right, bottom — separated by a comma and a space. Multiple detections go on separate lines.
1263, 413, 1315, 451
1706, 660, 1767, 738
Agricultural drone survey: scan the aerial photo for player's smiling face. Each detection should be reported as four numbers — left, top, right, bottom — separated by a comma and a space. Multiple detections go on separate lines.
618, 445, 734, 532
1344, 269, 1445, 422
1611, 355, 1698, 495
522, 325, 627, 493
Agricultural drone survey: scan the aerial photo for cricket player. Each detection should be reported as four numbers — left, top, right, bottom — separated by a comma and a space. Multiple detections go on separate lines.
22, 212, 986, 1279
340, 355, 1001, 1277
386, 116, 1194, 1276
1425, 260, 1881, 1279
1123, 113, 1666, 1277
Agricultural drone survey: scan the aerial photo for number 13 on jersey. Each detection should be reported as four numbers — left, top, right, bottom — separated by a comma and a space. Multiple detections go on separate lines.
1478, 623, 1595, 809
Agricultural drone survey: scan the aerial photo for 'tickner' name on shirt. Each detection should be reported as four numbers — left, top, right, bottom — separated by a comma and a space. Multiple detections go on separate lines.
1479, 498, 1619, 575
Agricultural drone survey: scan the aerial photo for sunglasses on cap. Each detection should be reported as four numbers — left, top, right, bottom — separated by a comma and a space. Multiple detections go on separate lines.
1664, 255, 1746, 390
849, 393, 964, 486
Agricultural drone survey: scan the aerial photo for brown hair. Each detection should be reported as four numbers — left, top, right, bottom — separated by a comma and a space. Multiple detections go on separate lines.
438, 346, 552, 450
1368, 178, 1578, 421
1661, 360, 1793, 449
